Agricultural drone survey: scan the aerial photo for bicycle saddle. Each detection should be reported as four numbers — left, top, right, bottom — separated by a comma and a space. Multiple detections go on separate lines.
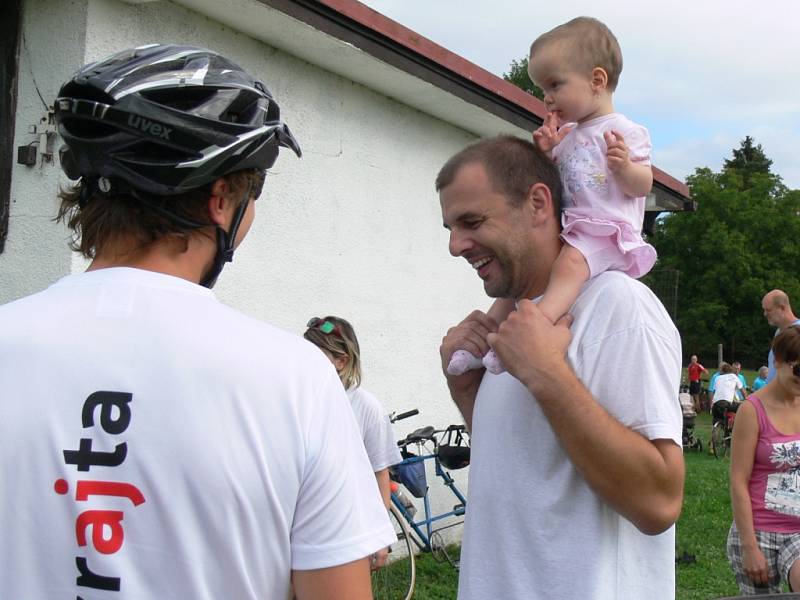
405, 426, 436, 442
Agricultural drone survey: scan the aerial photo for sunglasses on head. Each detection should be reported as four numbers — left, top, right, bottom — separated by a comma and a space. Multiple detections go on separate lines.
307, 317, 343, 337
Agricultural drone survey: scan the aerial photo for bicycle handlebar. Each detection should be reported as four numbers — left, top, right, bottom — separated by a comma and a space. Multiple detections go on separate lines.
393, 409, 419, 422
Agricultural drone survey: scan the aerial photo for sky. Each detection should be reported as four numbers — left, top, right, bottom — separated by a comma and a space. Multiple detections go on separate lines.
359, 0, 800, 189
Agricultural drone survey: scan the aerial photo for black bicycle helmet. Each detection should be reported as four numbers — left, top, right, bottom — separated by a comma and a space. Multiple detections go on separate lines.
437, 425, 471, 470
437, 445, 470, 470
55, 43, 301, 196
55, 43, 301, 288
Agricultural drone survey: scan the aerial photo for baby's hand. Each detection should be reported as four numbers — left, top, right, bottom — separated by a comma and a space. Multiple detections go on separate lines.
532, 112, 572, 154
604, 130, 631, 173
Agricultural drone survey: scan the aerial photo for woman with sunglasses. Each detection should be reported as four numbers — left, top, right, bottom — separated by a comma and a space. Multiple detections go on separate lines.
304, 316, 402, 569
728, 325, 800, 594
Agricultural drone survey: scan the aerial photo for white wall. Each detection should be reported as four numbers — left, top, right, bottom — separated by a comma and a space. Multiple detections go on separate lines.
1, 0, 89, 302
4, 0, 498, 538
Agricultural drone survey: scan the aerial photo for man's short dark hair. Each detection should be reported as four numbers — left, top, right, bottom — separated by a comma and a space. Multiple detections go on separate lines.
435, 135, 562, 217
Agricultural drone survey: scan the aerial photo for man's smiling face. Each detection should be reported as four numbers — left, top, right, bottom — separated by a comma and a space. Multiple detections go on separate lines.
440, 161, 538, 300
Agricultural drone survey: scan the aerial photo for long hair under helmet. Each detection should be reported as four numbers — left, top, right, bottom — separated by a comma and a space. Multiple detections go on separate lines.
54, 43, 301, 287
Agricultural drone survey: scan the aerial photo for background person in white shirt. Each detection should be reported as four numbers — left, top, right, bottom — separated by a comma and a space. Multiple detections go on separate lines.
304, 315, 404, 569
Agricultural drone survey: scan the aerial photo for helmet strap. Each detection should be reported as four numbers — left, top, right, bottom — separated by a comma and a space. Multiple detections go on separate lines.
199, 186, 252, 289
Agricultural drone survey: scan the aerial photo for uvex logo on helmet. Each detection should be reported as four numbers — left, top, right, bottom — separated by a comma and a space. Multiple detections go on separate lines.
127, 115, 172, 140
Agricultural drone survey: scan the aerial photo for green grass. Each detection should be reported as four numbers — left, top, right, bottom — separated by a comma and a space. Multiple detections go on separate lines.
375, 545, 461, 599
381, 412, 756, 599
412, 548, 461, 599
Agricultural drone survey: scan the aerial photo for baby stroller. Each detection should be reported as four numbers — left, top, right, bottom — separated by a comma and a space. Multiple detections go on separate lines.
679, 385, 703, 452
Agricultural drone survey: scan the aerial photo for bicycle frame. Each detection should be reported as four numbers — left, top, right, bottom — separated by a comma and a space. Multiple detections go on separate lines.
391, 440, 468, 553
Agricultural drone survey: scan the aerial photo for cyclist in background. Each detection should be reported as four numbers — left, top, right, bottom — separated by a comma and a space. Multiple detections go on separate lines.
712, 362, 744, 424
304, 315, 403, 569
0, 44, 393, 600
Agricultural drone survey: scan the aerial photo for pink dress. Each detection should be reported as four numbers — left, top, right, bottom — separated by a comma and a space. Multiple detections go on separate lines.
552, 112, 656, 279
747, 394, 800, 532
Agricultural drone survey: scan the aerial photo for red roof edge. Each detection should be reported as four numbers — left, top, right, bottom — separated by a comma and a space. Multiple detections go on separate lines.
316, 0, 546, 117
652, 166, 690, 198
314, 0, 689, 200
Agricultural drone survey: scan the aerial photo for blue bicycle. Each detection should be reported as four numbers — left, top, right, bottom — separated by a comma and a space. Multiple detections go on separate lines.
372, 410, 470, 600
389, 410, 470, 569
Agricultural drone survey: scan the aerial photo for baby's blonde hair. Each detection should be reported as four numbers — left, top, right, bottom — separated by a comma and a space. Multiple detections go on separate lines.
304, 315, 362, 389
530, 16, 623, 91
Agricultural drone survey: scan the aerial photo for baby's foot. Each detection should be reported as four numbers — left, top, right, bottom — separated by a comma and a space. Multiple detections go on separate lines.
447, 350, 484, 375
482, 349, 505, 375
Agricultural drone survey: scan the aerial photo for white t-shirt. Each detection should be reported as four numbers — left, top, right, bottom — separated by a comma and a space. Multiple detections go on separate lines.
713, 373, 743, 403
457, 271, 682, 600
347, 386, 403, 472
0, 268, 395, 600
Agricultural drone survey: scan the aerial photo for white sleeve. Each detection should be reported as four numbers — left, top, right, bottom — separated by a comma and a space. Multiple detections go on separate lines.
290, 373, 395, 570
358, 389, 403, 471
572, 280, 682, 446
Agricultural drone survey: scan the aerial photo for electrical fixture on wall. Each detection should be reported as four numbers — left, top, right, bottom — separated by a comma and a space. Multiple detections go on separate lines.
17, 109, 56, 167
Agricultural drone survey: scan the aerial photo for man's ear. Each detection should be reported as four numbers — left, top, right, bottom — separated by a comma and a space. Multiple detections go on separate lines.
525, 182, 554, 225
207, 178, 230, 227
591, 67, 609, 93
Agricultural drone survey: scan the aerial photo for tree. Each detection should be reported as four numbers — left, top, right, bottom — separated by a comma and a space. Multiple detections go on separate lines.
648, 138, 800, 367
723, 135, 773, 189
503, 57, 544, 101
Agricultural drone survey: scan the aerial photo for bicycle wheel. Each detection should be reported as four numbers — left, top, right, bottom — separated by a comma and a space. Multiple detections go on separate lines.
711, 422, 726, 459
372, 504, 416, 600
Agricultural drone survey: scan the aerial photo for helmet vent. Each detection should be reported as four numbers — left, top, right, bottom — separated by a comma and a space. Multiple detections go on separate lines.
59, 82, 115, 106
60, 117, 118, 140
122, 140, 198, 163
126, 60, 188, 83
141, 87, 218, 112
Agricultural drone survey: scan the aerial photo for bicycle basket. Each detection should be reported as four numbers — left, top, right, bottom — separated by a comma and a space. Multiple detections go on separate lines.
437, 425, 471, 470
392, 450, 428, 498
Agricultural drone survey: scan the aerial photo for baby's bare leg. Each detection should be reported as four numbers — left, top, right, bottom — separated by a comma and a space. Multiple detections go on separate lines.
537, 244, 590, 324
484, 248, 587, 375
486, 298, 515, 323
481, 298, 516, 375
